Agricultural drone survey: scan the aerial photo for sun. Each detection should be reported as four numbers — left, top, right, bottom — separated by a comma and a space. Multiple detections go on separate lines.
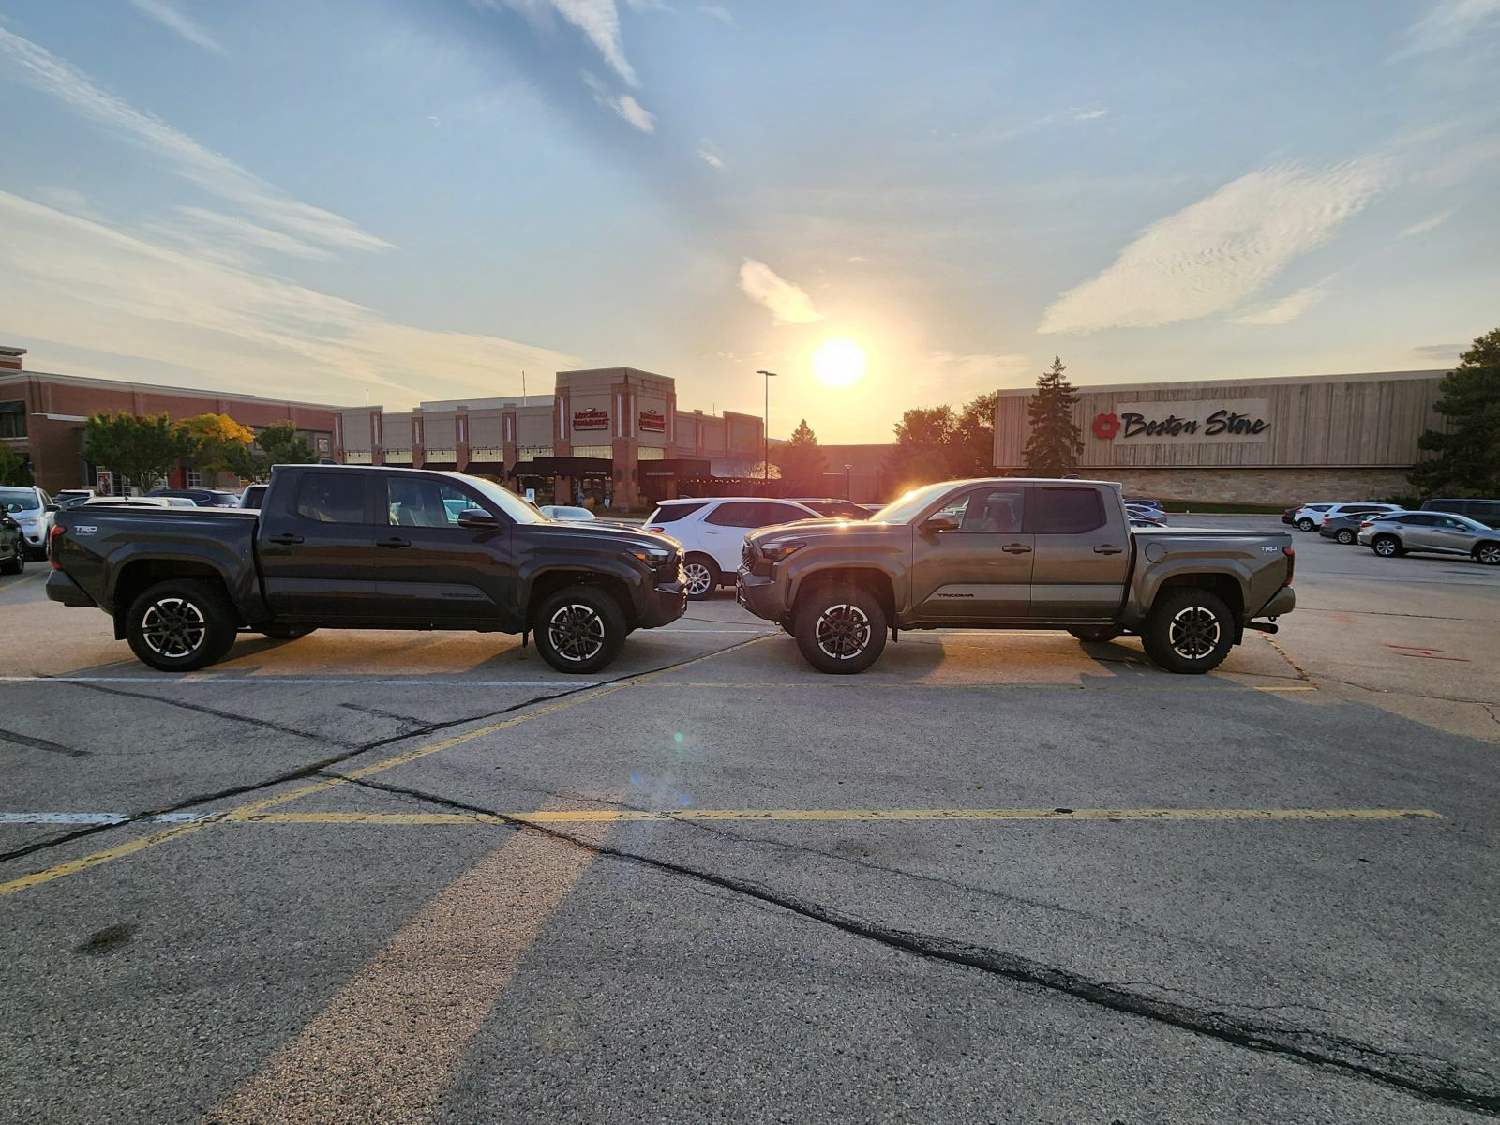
811, 337, 867, 388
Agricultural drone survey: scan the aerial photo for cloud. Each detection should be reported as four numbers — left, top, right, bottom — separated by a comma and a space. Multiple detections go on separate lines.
128, 0, 222, 52
699, 4, 733, 22
1400, 209, 1455, 237
1072, 108, 1108, 121
1230, 278, 1334, 325
495, 0, 639, 86
0, 191, 573, 406
1398, 0, 1500, 55
151, 206, 335, 263
696, 144, 724, 169
580, 71, 655, 131
0, 27, 389, 254
920, 352, 1033, 392
738, 260, 822, 324
1039, 161, 1385, 334
1412, 342, 1464, 361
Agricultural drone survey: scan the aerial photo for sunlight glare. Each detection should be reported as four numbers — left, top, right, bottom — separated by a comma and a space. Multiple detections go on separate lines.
811, 337, 867, 388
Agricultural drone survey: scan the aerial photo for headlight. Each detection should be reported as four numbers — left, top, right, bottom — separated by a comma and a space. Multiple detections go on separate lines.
631, 547, 673, 565
759, 541, 803, 562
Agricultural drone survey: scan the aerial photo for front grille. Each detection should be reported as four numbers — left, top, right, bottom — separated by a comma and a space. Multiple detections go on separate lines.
742, 542, 755, 568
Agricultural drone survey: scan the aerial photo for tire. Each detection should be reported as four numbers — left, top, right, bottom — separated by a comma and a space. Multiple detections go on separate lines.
1296, 517, 1316, 532
682, 554, 720, 601
532, 585, 627, 674
793, 582, 888, 674
256, 624, 317, 640
0, 549, 21, 575
125, 578, 238, 672
1335, 528, 1355, 545
1067, 625, 1122, 643
1141, 588, 1235, 675
1371, 535, 1402, 558
1475, 542, 1500, 566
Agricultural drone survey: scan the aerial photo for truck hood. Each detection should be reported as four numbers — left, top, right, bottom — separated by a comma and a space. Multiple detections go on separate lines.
747, 518, 907, 550
529, 520, 678, 554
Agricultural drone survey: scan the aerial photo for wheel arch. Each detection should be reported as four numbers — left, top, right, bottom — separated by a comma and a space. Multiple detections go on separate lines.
790, 566, 896, 625
526, 568, 636, 630
111, 560, 236, 640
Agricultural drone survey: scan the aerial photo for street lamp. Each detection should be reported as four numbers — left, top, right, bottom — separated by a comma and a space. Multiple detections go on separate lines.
844, 463, 853, 500
756, 369, 777, 490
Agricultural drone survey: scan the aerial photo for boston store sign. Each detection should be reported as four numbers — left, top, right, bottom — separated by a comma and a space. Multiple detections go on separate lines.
1091, 398, 1271, 444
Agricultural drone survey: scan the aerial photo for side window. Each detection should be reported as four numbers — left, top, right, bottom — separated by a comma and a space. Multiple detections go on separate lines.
1402, 514, 1436, 527
387, 477, 479, 528
651, 502, 708, 524
950, 487, 1025, 533
295, 473, 367, 524
706, 502, 759, 528
762, 503, 811, 525
1030, 487, 1106, 534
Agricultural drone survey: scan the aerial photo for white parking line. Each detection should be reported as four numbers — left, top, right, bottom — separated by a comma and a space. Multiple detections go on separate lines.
0, 677, 600, 687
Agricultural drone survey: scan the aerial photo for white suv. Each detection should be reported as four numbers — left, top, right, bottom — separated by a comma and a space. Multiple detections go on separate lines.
1292, 501, 1399, 531
646, 497, 821, 599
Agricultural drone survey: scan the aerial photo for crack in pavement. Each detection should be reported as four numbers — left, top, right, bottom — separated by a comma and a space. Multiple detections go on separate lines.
0, 725, 91, 759
60, 679, 360, 747
334, 772, 1500, 1118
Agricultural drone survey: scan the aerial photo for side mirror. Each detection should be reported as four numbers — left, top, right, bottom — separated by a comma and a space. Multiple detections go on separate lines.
921, 515, 958, 535
456, 507, 499, 528
45, 503, 59, 513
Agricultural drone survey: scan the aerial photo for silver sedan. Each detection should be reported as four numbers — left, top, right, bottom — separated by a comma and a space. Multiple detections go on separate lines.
1357, 511, 1500, 564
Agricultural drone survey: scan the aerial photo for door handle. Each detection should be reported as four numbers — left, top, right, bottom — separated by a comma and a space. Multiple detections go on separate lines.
377, 536, 411, 548
268, 533, 304, 546
1001, 543, 1032, 554
1093, 544, 1124, 554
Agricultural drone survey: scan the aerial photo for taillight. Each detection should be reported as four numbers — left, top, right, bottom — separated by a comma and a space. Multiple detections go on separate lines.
1359, 520, 1373, 529
48, 523, 65, 570
1281, 545, 1295, 587
647, 526, 666, 533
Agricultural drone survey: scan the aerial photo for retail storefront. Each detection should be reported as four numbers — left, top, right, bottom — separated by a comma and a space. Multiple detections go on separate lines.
993, 370, 1449, 505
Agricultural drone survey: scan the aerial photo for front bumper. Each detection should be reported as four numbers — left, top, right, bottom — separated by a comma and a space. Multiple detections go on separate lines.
637, 578, 688, 628
1256, 586, 1296, 619
46, 569, 96, 607
735, 568, 784, 622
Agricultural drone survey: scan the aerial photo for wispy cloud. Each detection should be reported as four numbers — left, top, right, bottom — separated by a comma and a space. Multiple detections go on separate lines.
150, 206, 335, 263
1398, 0, 1500, 55
128, 0, 222, 53
1230, 278, 1334, 325
1412, 342, 1464, 362
699, 4, 733, 22
696, 143, 724, 169
1039, 161, 1385, 334
1400, 209, 1455, 237
0, 192, 572, 405
495, 0, 639, 86
0, 27, 389, 254
739, 259, 822, 324
581, 71, 655, 131
1072, 108, 1108, 121
917, 352, 1033, 397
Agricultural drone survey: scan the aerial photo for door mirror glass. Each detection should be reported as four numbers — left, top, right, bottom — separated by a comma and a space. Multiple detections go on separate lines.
921, 515, 958, 534
44, 503, 59, 513
456, 507, 499, 528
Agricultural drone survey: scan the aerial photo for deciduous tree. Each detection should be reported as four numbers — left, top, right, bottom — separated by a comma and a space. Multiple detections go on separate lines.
181, 413, 257, 478
83, 413, 195, 493
1410, 328, 1500, 498
885, 405, 959, 489
254, 422, 316, 473
0, 443, 29, 486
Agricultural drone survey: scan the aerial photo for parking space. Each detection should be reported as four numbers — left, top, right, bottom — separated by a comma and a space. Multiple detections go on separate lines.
1, 518, 1497, 1122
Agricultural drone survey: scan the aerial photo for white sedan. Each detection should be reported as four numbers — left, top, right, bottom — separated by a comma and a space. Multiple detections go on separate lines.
541, 505, 597, 521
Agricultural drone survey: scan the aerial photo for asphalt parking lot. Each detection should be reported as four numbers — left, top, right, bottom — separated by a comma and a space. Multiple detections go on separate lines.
1, 516, 1497, 1123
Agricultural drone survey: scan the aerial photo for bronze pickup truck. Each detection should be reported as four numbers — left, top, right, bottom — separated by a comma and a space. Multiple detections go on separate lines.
737, 478, 1295, 674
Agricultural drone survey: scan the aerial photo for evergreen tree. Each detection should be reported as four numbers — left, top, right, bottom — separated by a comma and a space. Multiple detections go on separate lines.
1022, 357, 1083, 477
773, 419, 827, 492
1410, 328, 1500, 498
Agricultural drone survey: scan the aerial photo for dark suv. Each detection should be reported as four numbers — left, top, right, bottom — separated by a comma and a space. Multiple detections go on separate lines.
147, 486, 241, 507
1421, 498, 1500, 529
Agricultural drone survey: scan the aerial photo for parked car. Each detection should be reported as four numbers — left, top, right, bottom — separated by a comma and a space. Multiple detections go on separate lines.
52, 488, 97, 509
737, 478, 1296, 675
540, 504, 597, 521
1124, 503, 1164, 520
1281, 504, 1300, 525
1124, 497, 1164, 512
1291, 501, 1399, 532
788, 498, 873, 520
147, 486, 241, 507
47, 465, 687, 674
0, 512, 25, 575
0, 485, 56, 559
1420, 497, 1500, 530
239, 484, 268, 509
1130, 516, 1167, 528
645, 497, 823, 599
80, 496, 176, 507
1319, 509, 1405, 545
1357, 511, 1500, 564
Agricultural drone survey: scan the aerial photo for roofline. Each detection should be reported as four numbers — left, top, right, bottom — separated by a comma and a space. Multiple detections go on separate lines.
0, 369, 350, 412
994, 369, 1449, 397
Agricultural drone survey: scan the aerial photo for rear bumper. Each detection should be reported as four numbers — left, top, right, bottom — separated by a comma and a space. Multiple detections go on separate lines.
1255, 586, 1296, 619
636, 580, 688, 629
46, 569, 96, 608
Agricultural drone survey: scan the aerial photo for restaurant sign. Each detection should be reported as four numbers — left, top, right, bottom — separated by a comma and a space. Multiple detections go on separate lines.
638, 409, 666, 433
572, 408, 609, 431
1093, 398, 1271, 444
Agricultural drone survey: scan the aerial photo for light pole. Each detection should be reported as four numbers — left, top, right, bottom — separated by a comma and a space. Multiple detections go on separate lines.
844, 463, 853, 500
756, 369, 777, 491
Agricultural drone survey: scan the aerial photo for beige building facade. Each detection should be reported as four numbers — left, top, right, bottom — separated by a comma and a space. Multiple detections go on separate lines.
994, 370, 1448, 504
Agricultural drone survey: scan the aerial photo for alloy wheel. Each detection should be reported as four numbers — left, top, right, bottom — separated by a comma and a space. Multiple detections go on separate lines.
1168, 605, 1221, 662
140, 597, 207, 658
683, 561, 713, 597
815, 604, 872, 660
1375, 538, 1397, 557
1337, 530, 1354, 544
1478, 544, 1500, 565
546, 603, 606, 663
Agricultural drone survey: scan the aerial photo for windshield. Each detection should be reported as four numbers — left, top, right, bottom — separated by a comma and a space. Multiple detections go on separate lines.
870, 482, 956, 524
0, 489, 39, 512
456, 474, 549, 524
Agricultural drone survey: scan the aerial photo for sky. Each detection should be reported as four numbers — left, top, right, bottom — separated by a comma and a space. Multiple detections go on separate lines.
0, 0, 1497, 443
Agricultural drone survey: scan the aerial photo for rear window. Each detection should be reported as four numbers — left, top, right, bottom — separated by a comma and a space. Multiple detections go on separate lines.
295, 473, 367, 523
649, 501, 708, 524
1030, 487, 1106, 534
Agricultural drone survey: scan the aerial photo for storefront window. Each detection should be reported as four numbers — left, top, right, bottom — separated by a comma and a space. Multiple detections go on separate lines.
0, 401, 25, 438
571, 444, 612, 458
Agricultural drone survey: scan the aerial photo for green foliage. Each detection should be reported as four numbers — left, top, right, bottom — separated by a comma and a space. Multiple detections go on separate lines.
1022, 357, 1083, 477
0, 443, 31, 486
773, 418, 827, 492
950, 391, 999, 476
1410, 328, 1500, 498
885, 405, 957, 490
255, 422, 316, 472
83, 413, 196, 492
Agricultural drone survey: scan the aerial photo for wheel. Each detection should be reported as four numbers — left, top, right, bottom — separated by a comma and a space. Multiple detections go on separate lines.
532, 585, 627, 674
0, 549, 21, 575
1335, 528, 1355, 545
1371, 534, 1402, 558
1475, 542, 1500, 566
125, 579, 238, 672
1296, 517, 1316, 532
793, 583, 888, 674
682, 554, 720, 601
256, 624, 317, 640
1141, 588, 1234, 675
1068, 625, 1122, 643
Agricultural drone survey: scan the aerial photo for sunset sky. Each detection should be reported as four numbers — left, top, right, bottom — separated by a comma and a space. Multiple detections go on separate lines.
1, 1, 1497, 441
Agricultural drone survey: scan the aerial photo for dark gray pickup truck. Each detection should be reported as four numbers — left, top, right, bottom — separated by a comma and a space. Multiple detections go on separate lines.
737, 477, 1295, 674
47, 464, 686, 674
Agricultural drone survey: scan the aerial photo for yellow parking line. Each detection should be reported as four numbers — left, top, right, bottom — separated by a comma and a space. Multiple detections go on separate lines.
1252, 684, 1318, 693
234, 807, 1439, 826
0, 820, 213, 897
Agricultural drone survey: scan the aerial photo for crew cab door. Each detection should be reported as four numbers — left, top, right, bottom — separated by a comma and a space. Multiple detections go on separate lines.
258, 470, 389, 620
1025, 485, 1131, 621
910, 484, 1032, 620
377, 474, 519, 627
